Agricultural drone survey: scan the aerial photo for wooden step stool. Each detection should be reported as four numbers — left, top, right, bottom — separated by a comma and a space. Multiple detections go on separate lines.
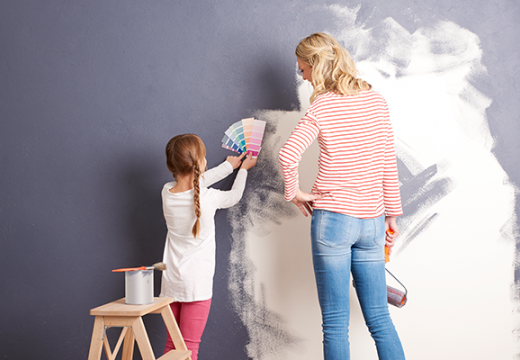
87, 297, 191, 360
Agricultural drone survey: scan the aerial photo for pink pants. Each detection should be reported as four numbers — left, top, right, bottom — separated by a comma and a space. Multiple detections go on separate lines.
163, 299, 212, 360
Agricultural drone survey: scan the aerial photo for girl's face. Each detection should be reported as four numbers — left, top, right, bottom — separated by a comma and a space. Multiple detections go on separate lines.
297, 57, 313, 84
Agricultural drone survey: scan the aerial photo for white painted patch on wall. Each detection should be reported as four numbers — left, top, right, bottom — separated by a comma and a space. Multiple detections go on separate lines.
228, 5, 517, 360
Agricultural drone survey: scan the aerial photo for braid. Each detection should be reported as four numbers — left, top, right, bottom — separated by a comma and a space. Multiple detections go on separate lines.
165, 133, 206, 238
192, 165, 201, 238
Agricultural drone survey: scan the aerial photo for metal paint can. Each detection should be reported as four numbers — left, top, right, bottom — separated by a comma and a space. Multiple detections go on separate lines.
125, 270, 153, 305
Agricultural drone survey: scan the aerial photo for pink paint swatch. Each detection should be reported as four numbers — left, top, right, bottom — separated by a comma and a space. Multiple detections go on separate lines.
221, 118, 265, 157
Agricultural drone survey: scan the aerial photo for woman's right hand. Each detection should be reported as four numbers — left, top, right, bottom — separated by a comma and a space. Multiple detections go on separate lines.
240, 152, 257, 170
291, 189, 323, 217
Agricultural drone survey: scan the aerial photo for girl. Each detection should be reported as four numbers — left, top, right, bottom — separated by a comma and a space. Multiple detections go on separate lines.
279, 33, 406, 359
160, 134, 256, 360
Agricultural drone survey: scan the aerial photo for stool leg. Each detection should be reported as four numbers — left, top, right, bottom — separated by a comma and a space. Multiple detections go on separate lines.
160, 304, 189, 353
132, 317, 156, 360
87, 316, 105, 360
122, 326, 135, 360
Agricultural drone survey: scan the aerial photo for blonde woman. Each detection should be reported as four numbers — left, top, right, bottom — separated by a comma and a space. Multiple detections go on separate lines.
279, 33, 405, 360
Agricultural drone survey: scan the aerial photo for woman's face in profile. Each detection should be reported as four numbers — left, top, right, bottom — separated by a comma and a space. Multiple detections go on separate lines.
297, 57, 313, 84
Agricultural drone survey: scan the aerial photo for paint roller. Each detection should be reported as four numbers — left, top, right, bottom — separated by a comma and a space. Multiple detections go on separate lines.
385, 259, 408, 307
352, 232, 408, 308
384, 232, 408, 308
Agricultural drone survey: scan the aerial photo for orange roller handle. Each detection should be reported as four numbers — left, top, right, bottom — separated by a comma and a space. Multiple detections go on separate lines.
385, 230, 394, 264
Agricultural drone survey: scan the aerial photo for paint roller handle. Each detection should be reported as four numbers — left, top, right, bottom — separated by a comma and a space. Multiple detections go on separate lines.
385, 230, 395, 263
384, 215, 399, 256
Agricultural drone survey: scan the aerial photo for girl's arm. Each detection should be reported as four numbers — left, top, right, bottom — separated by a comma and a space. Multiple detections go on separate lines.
199, 162, 233, 188
212, 153, 256, 209
200, 154, 246, 188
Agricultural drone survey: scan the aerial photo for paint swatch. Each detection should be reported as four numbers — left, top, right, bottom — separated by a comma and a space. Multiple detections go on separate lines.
222, 118, 265, 157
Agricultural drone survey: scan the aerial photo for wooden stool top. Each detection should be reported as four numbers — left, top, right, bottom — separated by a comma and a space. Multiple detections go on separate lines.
90, 297, 174, 317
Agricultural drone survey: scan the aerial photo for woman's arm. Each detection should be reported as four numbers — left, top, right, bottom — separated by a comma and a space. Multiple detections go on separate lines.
278, 116, 320, 201
381, 100, 402, 254
382, 104, 403, 217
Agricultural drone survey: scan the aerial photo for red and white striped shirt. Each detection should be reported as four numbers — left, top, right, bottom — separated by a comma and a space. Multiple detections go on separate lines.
278, 90, 402, 218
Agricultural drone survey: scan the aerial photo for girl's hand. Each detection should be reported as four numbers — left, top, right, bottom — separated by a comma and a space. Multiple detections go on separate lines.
240, 152, 257, 170
385, 216, 400, 255
291, 189, 323, 217
226, 152, 247, 170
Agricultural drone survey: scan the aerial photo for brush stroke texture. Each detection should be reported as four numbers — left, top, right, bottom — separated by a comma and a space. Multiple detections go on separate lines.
228, 5, 517, 360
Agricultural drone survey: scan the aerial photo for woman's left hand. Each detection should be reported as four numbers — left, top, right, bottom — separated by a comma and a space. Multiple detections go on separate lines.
385, 216, 400, 255
291, 189, 323, 217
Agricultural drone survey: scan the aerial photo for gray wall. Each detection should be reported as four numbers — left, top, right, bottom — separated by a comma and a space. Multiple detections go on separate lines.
1, 0, 518, 359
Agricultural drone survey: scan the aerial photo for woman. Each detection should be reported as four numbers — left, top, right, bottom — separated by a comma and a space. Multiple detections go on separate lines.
278, 33, 405, 360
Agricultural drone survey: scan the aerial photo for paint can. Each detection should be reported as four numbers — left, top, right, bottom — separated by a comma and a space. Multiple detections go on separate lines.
125, 270, 153, 305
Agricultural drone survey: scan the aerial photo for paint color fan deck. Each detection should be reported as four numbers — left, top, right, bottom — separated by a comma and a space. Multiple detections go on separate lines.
221, 117, 266, 157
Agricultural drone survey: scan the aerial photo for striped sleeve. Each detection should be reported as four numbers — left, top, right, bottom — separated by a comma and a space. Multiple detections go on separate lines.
382, 111, 403, 216
278, 115, 320, 201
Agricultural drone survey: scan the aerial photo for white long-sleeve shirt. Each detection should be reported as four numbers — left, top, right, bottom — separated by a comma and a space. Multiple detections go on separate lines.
279, 90, 402, 218
160, 161, 247, 302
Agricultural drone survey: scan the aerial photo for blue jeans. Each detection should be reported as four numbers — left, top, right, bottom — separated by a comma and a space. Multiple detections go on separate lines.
311, 210, 405, 360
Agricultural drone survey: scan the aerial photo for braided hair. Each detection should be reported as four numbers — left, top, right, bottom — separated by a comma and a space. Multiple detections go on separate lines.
295, 32, 372, 103
192, 164, 201, 237
165, 134, 206, 238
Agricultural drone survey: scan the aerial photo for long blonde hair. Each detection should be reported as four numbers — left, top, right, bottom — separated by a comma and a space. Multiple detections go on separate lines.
295, 32, 371, 103
165, 134, 206, 238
